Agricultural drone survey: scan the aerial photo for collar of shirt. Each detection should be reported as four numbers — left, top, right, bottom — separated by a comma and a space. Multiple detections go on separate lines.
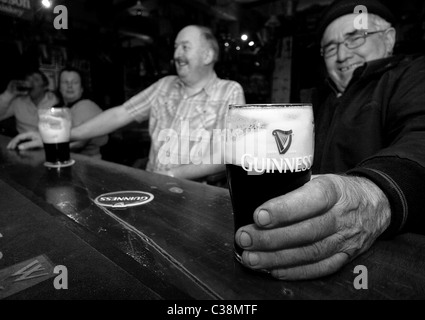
174, 72, 218, 98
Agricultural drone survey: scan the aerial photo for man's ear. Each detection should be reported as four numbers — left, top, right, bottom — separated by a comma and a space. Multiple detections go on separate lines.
384, 27, 396, 55
203, 47, 214, 65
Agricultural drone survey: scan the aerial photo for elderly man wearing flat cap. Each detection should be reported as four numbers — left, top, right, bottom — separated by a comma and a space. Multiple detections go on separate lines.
234, 0, 425, 280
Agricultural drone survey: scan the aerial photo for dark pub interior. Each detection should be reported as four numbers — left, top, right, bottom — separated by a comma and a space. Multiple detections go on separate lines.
1, 0, 425, 302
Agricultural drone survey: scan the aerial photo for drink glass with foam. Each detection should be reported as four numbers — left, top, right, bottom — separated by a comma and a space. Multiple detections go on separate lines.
38, 107, 74, 168
225, 104, 315, 265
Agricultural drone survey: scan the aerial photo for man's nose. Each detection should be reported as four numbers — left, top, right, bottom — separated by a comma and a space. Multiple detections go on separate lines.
336, 43, 352, 62
174, 47, 182, 58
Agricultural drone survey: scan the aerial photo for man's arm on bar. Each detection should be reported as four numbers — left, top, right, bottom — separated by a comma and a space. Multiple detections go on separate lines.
71, 105, 134, 141
163, 164, 225, 180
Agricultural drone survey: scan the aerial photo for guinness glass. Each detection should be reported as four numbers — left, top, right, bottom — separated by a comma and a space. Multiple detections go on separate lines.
225, 104, 314, 263
38, 106, 74, 168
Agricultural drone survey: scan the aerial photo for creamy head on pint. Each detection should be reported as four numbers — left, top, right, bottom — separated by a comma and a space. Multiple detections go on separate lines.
38, 109, 71, 144
225, 104, 314, 173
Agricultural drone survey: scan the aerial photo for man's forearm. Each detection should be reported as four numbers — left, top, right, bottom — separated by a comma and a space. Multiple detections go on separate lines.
0, 91, 15, 120
70, 140, 89, 152
71, 106, 132, 141
168, 164, 225, 180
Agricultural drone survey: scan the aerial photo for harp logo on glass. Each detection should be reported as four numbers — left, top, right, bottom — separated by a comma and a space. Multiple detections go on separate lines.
94, 191, 154, 209
272, 129, 293, 155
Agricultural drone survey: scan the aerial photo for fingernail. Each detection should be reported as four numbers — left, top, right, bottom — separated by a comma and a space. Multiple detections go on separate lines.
257, 210, 271, 226
247, 252, 260, 266
239, 231, 252, 248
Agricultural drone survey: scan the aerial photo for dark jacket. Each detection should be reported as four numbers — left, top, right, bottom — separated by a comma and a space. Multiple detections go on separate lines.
313, 54, 425, 237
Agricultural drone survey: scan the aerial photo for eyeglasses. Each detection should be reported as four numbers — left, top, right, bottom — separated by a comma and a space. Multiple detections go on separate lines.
321, 30, 388, 58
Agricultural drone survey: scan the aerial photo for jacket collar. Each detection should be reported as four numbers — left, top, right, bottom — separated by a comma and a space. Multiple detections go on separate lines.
326, 55, 406, 96
352, 55, 405, 79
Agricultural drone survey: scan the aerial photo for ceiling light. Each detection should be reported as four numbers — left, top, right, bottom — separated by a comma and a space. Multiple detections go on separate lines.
41, 0, 52, 8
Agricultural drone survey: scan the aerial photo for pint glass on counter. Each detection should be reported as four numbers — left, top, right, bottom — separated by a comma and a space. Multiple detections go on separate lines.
225, 104, 314, 263
38, 106, 74, 168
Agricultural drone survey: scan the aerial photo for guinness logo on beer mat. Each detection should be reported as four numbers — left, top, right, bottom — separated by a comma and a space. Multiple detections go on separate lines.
94, 191, 154, 208
272, 129, 293, 155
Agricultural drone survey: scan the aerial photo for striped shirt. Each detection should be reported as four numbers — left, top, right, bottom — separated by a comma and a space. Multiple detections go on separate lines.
124, 73, 245, 172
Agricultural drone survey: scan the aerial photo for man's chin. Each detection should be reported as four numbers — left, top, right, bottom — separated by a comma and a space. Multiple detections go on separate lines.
331, 75, 351, 93
176, 70, 189, 80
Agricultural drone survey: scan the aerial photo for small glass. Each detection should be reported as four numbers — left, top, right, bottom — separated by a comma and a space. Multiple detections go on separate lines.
38, 107, 74, 168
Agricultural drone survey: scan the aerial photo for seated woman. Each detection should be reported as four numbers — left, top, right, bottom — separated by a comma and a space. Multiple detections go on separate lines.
8, 67, 108, 159
58, 67, 108, 158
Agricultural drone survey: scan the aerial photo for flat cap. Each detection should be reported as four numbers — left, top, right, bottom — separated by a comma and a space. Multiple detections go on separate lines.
317, 0, 395, 41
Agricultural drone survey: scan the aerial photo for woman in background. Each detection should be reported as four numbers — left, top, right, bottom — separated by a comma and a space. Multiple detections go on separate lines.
58, 67, 108, 159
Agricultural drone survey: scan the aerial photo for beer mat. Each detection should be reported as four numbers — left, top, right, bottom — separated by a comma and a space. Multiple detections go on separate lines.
43, 159, 75, 168
94, 191, 154, 209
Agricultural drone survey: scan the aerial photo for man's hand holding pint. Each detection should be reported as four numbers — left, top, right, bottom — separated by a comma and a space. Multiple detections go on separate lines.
235, 174, 391, 280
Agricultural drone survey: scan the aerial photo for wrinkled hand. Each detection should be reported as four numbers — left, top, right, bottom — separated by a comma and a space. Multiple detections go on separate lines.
235, 174, 391, 280
7, 131, 43, 150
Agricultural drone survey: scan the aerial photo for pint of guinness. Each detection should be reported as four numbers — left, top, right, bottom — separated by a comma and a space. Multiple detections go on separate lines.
38, 107, 74, 168
225, 104, 314, 262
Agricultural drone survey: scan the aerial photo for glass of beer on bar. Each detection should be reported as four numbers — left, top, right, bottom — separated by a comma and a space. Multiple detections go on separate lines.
225, 104, 314, 264
38, 106, 74, 168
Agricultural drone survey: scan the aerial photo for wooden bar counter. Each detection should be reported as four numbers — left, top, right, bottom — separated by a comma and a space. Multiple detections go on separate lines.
1, 134, 424, 300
